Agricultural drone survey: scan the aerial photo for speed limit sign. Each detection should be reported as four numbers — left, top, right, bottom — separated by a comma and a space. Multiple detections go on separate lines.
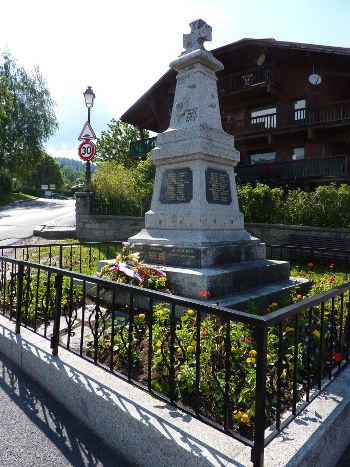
78, 141, 95, 161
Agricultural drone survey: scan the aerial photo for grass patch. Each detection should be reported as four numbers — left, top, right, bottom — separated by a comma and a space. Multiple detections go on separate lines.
0, 192, 36, 207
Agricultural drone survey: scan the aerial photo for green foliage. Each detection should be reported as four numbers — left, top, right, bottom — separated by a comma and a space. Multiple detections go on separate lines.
237, 182, 350, 228
237, 183, 284, 223
0, 167, 12, 193
0, 52, 58, 180
95, 118, 149, 168
91, 155, 155, 215
24, 152, 64, 194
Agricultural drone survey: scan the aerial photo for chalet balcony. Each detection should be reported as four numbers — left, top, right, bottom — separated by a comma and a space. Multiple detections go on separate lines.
223, 99, 350, 140
217, 64, 280, 98
235, 156, 348, 184
129, 136, 157, 157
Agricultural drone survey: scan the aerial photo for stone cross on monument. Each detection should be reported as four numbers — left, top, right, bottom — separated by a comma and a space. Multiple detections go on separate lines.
129, 20, 290, 300
182, 19, 212, 53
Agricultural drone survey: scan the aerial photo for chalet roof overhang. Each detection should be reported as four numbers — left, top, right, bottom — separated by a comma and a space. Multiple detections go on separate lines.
121, 38, 350, 133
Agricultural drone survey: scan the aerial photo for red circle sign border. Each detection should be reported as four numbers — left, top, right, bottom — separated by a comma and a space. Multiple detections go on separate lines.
78, 140, 95, 161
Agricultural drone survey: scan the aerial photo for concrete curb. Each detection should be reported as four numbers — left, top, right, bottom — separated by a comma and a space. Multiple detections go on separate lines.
33, 225, 76, 239
0, 314, 349, 466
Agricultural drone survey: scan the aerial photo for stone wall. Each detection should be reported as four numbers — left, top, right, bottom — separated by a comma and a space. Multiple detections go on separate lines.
75, 192, 144, 241
246, 222, 350, 245
76, 192, 350, 244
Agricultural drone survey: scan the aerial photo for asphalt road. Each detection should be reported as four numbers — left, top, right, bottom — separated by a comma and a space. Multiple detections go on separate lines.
0, 198, 75, 246
0, 351, 129, 467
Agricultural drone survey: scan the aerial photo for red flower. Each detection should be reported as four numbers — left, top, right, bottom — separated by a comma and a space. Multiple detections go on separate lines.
330, 263, 334, 268
308, 262, 314, 269
332, 350, 342, 363
200, 290, 210, 298
328, 276, 335, 282
202, 328, 207, 336
244, 337, 251, 344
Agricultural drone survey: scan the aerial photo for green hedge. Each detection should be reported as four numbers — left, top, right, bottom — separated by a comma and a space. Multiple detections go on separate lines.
237, 183, 350, 228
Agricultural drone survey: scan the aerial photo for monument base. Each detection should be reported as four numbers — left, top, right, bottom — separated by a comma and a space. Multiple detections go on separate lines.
163, 259, 290, 299
130, 237, 265, 268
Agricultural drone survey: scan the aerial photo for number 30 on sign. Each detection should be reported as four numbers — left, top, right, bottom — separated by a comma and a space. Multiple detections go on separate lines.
78, 141, 95, 161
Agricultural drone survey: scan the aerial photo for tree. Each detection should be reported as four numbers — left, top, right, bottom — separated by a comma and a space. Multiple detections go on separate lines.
26, 152, 64, 193
95, 118, 149, 167
0, 52, 58, 179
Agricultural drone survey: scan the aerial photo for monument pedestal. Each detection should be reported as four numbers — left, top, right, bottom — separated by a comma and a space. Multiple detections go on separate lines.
124, 20, 295, 306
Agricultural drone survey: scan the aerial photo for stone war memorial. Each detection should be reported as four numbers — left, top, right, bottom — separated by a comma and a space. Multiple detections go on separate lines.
129, 19, 301, 305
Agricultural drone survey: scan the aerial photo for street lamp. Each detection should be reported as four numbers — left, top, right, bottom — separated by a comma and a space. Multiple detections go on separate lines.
83, 86, 95, 187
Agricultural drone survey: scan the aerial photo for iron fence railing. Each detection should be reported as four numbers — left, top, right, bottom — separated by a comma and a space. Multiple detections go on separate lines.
0, 242, 122, 275
1, 250, 350, 466
90, 193, 150, 217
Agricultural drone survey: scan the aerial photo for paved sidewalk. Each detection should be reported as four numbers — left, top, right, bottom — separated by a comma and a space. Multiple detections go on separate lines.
33, 208, 76, 239
0, 351, 128, 467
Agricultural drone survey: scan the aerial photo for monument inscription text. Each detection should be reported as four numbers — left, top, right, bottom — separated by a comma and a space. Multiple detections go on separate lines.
206, 168, 232, 205
160, 168, 193, 204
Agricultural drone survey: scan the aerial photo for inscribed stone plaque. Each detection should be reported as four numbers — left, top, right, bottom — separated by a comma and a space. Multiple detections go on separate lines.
206, 168, 232, 205
136, 244, 202, 267
160, 168, 193, 204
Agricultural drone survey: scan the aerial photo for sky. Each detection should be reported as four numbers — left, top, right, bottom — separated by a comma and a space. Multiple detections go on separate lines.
0, 0, 350, 160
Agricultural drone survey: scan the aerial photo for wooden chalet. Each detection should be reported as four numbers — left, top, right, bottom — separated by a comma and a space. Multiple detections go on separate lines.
121, 38, 350, 187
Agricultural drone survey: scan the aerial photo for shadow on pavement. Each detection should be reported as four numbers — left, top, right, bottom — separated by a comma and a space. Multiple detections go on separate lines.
0, 351, 129, 467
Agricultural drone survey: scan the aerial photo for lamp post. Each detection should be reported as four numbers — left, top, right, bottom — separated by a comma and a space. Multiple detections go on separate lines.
83, 86, 95, 187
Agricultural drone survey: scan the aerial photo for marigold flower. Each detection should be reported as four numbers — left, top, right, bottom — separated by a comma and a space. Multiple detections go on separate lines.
177, 348, 183, 355
187, 345, 195, 353
246, 357, 252, 364
156, 340, 162, 348
202, 328, 207, 336
313, 330, 321, 340
328, 276, 335, 282
156, 348, 162, 356
233, 410, 242, 420
138, 313, 145, 319
241, 413, 249, 424
250, 350, 257, 358
281, 369, 287, 379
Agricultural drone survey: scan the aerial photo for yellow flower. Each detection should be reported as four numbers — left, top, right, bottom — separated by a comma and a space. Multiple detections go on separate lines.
187, 345, 195, 353
250, 350, 257, 358
156, 340, 162, 348
138, 313, 145, 319
271, 302, 278, 309
297, 294, 302, 299
266, 354, 271, 360
281, 369, 287, 379
302, 296, 307, 300
241, 413, 249, 424
233, 410, 242, 420
246, 357, 252, 364
313, 330, 320, 340
187, 309, 195, 316
251, 358, 255, 365
177, 348, 183, 355
156, 349, 162, 356
231, 347, 237, 355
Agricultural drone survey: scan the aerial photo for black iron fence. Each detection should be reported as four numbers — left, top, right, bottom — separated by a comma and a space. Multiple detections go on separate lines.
0, 242, 122, 275
1, 251, 350, 466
